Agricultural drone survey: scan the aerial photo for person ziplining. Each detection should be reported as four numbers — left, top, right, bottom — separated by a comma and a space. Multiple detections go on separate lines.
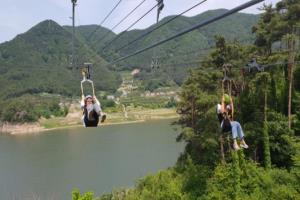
216, 64, 248, 150
80, 63, 106, 127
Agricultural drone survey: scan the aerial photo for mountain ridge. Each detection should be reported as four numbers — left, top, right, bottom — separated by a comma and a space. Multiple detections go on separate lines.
0, 9, 259, 99
0, 20, 121, 99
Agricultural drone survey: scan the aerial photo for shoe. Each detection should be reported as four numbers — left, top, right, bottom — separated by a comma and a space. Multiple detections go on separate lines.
240, 142, 249, 149
101, 113, 106, 123
233, 142, 241, 151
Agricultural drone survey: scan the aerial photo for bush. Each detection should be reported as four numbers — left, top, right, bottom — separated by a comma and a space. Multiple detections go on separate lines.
0, 95, 68, 123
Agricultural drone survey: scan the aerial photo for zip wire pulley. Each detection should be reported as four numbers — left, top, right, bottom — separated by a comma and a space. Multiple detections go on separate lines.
245, 58, 264, 73
81, 63, 95, 97
222, 63, 233, 96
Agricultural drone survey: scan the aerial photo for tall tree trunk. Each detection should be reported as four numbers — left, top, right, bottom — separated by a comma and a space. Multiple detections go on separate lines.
219, 134, 225, 164
288, 54, 295, 130
263, 89, 271, 169
231, 151, 241, 200
287, 34, 296, 130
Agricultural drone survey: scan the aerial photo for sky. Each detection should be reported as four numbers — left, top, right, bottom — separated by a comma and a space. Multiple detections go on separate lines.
0, 0, 280, 43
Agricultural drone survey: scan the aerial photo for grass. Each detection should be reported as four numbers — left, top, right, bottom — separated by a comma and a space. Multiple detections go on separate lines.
40, 107, 178, 130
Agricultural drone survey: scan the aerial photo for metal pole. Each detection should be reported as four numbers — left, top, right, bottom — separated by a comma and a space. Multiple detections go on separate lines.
152, 0, 164, 69
71, 0, 77, 68
151, 12, 159, 69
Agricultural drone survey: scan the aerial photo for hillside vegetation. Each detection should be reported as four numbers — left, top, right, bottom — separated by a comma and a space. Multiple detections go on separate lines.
72, 1, 300, 199
0, 9, 260, 124
0, 20, 121, 99
0, 20, 122, 123
76, 9, 259, 85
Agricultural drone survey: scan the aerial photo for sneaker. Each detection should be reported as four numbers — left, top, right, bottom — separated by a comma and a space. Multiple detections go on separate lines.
240, 142, 249, 149
101, 113, 107, 123
233, 142, 241, 151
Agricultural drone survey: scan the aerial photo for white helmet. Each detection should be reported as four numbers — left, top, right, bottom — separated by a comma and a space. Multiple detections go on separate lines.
85, 95, 93, 100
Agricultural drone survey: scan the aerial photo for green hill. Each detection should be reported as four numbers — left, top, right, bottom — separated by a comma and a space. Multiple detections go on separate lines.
0, 10, 259, 99
78, 10, 258, 64
64, 24, 117, 51
0, 20, 121, 100
76, 9, 259, 85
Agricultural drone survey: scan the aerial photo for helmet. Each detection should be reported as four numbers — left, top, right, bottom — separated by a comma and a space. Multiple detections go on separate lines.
85, 95, 93, 100
224, 94, 231, 104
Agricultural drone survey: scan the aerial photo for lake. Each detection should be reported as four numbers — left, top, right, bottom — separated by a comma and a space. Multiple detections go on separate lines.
0, 119, 184, 199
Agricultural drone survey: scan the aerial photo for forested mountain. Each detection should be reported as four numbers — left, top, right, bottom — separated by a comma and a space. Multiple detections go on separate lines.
78, 9, 258, 66
74, 9, 259, 85
0, 20, 121, 100
0, 9, 259, 123
0, 10, 259, 100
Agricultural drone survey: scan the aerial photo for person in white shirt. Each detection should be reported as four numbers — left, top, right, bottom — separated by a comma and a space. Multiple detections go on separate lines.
81, 95, 106, 127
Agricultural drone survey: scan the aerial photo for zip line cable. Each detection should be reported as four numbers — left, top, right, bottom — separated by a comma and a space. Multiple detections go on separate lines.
87, 32, 252, 70
83, 0, 146, 63
101, 1, 161, 51
96, 0, 148, 44
138, 37, 256, 62
87, 36, 250, 67
156, 46, 214, 60
87, 0, 123, 40
26, 60, 300, 74
107, 0, 264, 66
73, 0, 147, 64
120, 60, 300, 93
116, 0, 208, 52
155, 37, 256, 60
147, 60, 300, 74
115, 36, 256, 66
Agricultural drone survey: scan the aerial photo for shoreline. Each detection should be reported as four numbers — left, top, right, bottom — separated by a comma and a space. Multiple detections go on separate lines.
0, 111, 179, 135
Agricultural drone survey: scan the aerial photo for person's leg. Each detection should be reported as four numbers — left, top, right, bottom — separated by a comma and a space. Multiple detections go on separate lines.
230, 121, 238, 139
230, 121, 240, 150
93, 103, 106, 123
100, 113, 106, 123
84, 116, 91, 127
235, 121, 249, 149
93, 103, 101, 114
82, 115, 86, 127
88, 110, 96, 121
236, 121, 245, 139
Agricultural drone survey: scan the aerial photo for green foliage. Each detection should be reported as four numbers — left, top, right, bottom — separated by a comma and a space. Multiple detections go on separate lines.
74, 10, 259, 86
100, 99, 116, 109
253, 0, 300, 55
246, 72, 272, 169
144, 80, 163, 92
0, 20, 121, 101
7, 3, 295, 199
267, 112, 296, 168
0, 95, 68, 123
72, 189, 100, 200
204, 161, 300, 200
165, 97, 177, 108
77, 157, 300, 200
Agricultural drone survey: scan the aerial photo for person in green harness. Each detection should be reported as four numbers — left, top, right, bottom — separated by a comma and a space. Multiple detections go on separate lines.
217, 94, 249, 150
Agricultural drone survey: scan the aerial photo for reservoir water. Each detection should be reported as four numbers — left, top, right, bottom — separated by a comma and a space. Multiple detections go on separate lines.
0, 119, 184, 199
